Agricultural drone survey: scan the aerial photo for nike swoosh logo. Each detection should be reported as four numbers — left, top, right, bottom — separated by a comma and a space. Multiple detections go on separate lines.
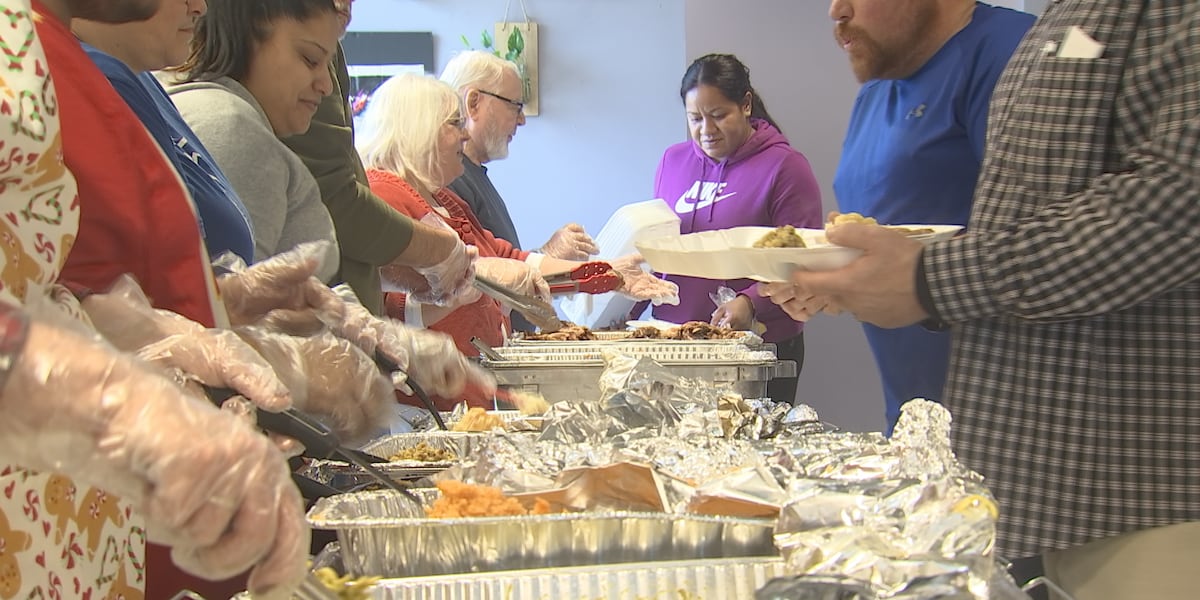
675, 190, 738, 214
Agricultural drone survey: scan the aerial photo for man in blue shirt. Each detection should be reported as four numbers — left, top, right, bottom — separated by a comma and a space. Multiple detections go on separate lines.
830, 0, 1034, 433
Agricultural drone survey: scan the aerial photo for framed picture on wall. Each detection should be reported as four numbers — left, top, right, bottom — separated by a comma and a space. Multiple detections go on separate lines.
341, 31, 435, 129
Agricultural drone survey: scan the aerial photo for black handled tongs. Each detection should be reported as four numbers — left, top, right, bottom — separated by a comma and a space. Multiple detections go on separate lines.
371, 352, 448, 431
205, 387, 418, 501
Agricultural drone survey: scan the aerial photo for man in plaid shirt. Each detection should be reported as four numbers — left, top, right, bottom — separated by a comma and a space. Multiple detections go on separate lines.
765, 1, 1200, 597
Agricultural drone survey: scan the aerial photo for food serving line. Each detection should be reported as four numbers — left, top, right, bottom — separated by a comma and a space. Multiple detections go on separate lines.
218, 323, 1046, 600
222, 219, 1060, 599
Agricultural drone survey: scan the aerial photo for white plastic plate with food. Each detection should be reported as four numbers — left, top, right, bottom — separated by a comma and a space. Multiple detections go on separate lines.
636, 224, 962, 282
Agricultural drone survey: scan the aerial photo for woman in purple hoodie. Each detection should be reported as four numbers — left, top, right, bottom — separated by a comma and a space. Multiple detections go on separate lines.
652, 53, 823, 404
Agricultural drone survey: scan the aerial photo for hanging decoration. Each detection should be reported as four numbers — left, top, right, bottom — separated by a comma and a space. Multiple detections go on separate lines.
496, 0, 539, 116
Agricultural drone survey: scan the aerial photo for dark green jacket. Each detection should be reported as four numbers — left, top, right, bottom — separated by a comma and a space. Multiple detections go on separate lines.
283, 45, 414, 314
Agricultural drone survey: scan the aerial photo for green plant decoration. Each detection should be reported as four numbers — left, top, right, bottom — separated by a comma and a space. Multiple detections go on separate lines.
460, 28, 530, 104
461, 28, 524, 62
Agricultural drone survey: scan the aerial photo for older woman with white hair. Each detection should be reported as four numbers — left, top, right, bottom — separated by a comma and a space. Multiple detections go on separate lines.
357, 73, 676, 410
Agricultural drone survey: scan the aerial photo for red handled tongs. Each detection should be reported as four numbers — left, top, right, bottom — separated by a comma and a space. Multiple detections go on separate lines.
546, 261, 624, 295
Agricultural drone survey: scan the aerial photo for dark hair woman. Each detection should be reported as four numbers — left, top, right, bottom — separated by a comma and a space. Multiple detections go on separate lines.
651, 53, 823, 405
159, 0, 343, 278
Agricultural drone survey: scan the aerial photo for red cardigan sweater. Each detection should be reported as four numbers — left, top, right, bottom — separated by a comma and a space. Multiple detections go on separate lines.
367, 169, 529, 409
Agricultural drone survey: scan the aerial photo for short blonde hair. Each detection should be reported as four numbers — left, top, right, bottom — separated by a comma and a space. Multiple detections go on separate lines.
356, 73, 463, 191
439, 50, 521, 98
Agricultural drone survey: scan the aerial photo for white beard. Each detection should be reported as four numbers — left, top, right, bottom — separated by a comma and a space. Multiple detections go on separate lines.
483, 131, 511, 162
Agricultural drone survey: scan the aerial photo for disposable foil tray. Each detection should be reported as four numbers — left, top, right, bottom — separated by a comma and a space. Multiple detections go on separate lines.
307, 490, 777, 578
510, 329, 762, 345
481, 345, 796, 402
488, 342, 778, 364
360, 431, 487, 461
299, 433, 487, 489
364, 556, 788, 599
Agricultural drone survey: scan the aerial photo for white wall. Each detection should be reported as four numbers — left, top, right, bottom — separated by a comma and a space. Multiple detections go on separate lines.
348, 0, 686, 248
350, 1, 1042, 433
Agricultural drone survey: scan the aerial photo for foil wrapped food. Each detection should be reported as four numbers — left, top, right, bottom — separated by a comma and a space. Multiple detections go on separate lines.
540, 352, 809, 444
755, 556, 1030, 600
766, 400, 1017, 600
432, 355, 849, 519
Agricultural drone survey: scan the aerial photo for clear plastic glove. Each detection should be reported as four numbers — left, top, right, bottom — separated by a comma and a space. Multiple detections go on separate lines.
710, 294, 755, 330
327, 284, 411, 389
381, 263, 483, 309
217, 241, 345, 327
81, 276, 292, 412
477, 257, 552, 303
0, 316, 308, 598
610, 253, 681, 305
539, 223, 599, 260
409, 213, 478, 306
392, 327, 496, 399
235, 327, 394, 446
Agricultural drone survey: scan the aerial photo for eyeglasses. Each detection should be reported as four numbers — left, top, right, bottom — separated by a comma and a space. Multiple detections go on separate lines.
477, 89, 525, 113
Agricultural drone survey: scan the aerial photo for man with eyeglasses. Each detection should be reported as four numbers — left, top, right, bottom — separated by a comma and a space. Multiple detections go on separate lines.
441, 51, 599, 269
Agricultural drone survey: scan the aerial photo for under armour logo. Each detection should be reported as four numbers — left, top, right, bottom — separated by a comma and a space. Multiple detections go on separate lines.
906, 104, 926, 119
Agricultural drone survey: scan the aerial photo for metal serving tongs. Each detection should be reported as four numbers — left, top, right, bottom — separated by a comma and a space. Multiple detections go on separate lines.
473, 274, 565, 332
544, 261, 623, 296
204, 387, 419, 502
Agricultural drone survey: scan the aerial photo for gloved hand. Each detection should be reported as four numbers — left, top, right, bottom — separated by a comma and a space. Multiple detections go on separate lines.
81, 276, 292, 412
0, 316, 308, 598
391, 327, 496, 399
409, 213, 478, 306
610, 253, 681, 305
327, 284, 411, 389
710, 294, 755, 330
381, 263, 483, 309
539, 223, 599, 260
217, 241, 345, 327
477, 257, 552, 303
311, 290, 496, 400
235, 327, 394, 446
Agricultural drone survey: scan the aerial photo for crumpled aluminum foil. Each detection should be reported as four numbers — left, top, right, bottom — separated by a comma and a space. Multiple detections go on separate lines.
432, 353, 799, 513
754, 555, 1030, 599
541, 352, 806, 445
766, 400, 1009, 600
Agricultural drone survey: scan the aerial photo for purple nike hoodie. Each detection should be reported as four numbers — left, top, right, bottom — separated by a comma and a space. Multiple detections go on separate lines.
651, 118, 823, 342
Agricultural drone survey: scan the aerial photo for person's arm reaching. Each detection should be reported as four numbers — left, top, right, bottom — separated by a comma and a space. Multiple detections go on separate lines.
926, 12, 1200, 324
282, 46, 417, 274
0, 305, 308, 599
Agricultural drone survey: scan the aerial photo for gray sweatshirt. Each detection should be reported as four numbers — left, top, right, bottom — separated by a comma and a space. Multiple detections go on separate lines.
159, 74, 339, 281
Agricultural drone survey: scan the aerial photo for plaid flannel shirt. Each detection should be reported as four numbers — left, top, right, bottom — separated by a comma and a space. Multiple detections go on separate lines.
923, 0, 1200, 558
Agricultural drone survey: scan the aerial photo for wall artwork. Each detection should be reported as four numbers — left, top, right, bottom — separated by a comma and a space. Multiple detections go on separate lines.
341, 31, 435, 120
495, 21, 539, 116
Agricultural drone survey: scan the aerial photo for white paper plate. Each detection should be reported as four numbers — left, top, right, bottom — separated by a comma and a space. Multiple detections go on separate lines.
636, 225, 962, 282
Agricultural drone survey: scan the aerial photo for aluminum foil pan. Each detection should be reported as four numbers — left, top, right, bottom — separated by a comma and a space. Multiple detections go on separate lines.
489, 342, 779, 363
360, 432, 488, 461
369, 556, 787, 599
437, 408, 543, 432
298, 433, 491, 490
307, 490, 777, 578
510, 329, 763, 345
298, 459, 443, 491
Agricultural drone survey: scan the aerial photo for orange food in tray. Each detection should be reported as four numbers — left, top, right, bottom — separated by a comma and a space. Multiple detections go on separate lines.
426, 481, 553, 518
